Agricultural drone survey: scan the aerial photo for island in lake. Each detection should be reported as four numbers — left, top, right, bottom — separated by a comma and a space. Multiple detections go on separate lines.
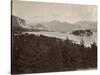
71, 29, 93, 36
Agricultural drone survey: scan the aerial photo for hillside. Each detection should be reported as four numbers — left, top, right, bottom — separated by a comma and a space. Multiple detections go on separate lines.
12, 15, 29, 34
12, 33, 97, 74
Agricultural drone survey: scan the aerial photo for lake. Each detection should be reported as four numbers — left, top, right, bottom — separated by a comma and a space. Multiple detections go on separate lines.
23, 31, 97, 47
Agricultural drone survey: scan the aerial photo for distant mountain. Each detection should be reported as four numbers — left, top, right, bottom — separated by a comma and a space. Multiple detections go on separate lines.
30, 20, 97, 32
75, 21, 97, 32
40, 20, 81, 32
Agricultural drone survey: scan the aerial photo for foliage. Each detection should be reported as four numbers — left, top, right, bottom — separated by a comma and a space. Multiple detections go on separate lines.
12, 33, 97, 74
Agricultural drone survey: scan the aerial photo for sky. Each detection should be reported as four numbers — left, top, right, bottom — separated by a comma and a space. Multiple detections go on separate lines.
12, 1, 97, 24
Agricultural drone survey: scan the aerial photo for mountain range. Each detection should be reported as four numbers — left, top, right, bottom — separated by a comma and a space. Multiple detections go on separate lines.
29, 20, 97, 32
12, 15, 97, 33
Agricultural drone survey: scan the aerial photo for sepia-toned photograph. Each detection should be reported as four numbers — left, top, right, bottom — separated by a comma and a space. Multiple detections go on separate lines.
11, 0, 97, 74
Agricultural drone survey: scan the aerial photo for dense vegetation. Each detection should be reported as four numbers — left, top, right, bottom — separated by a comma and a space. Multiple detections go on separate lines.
12, 33, 97, 74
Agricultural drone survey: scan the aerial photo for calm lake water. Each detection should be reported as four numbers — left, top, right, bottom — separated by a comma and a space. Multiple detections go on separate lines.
23, 31, 97, 47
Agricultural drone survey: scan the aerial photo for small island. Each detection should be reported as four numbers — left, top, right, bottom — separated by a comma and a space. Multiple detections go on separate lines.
71, 29, 93, 36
